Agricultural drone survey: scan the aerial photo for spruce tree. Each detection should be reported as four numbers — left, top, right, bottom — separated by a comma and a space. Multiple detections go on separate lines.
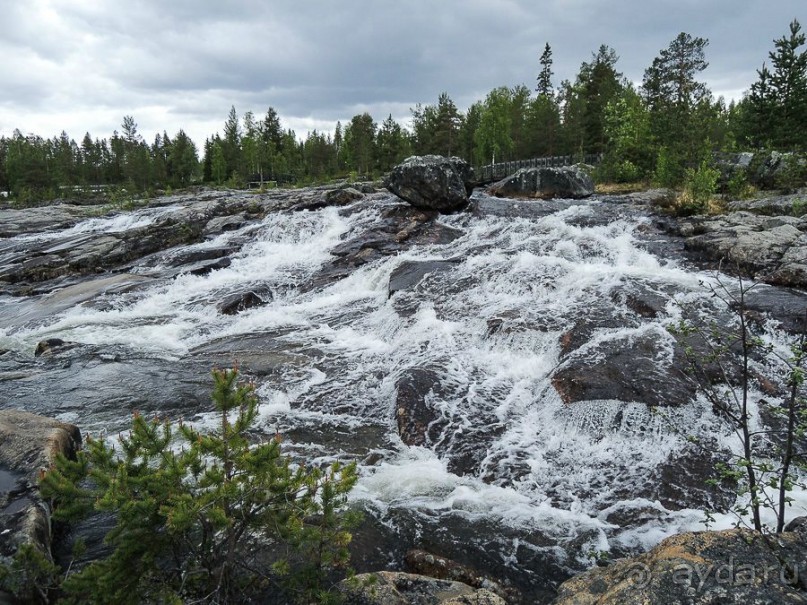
768, 19, 807, 149
536, 42, 554, 97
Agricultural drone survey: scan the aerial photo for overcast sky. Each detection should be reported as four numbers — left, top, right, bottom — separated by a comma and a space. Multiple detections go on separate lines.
0, 1, 803, 149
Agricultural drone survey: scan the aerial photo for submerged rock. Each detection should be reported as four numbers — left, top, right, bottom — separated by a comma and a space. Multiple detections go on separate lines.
388, 156, 474, 212
488, 165, 594, 200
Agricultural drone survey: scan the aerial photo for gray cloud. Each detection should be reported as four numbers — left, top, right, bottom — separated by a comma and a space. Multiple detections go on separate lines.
0, 0, 803, 147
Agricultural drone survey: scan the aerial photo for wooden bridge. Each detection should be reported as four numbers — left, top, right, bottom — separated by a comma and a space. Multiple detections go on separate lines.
474, 153, 602, 184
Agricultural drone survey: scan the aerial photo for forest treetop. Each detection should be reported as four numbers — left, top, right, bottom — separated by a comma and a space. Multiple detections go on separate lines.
1, 20, 804, 201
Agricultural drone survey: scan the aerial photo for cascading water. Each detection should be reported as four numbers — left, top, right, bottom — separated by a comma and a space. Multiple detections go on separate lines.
1, 190, 804, 600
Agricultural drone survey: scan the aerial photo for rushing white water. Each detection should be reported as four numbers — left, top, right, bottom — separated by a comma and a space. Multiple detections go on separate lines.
8, 205, 184, 244
2, 192, 805, 573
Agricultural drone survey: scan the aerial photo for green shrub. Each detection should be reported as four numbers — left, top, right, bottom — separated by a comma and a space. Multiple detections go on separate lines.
675, 159, 720, 216
0, 543, 61, 603
725, 168, 754, 200
595, 158, 642, 184
39, 368, 359, 604
775, 153, 807, 193
653, 146, 683, 189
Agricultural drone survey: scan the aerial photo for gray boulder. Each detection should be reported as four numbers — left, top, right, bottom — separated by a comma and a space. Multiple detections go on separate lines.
488, 165, 594, 200
388, 156, 474, 212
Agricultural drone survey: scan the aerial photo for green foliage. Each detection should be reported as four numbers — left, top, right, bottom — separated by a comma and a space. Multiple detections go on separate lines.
0, 544, 61, 603
39, 368, 359, 604
652, 146, 681, 188
775, 153, 807, 193
677, 159, 720, 214
725, 168, 754, 200
792, 197, 807, 216
475, 87, 515, 164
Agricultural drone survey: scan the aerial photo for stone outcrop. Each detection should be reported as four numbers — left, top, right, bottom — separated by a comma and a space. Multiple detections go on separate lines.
673, 212, 807, 289
339, 571, 506, 605
0, 411, 82, 601
553, 526, 807, 604
303, 203, 464, 292
405, 550, 511, 601
387, 156, 474, 212
487, 165, 594, 200
714, 150, 806, 191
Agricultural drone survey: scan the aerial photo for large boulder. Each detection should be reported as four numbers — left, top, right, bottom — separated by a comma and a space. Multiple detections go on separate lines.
553, 526, 807, 604
388, 156, 474, 212
488, 165, 594, 200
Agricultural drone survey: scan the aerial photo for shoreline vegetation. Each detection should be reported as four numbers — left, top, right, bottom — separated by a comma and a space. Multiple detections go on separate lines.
1, 21, 805, 207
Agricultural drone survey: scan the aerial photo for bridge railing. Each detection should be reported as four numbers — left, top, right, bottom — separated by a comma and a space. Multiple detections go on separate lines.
475, 153, 602, 183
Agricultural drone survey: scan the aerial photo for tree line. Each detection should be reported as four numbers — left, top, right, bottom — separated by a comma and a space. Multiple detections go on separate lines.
1, 19, 805, 201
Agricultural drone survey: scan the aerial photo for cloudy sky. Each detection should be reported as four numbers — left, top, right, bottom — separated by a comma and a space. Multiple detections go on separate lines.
0, 0, 803, 148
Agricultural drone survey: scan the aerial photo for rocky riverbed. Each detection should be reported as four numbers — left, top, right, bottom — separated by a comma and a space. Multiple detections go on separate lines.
1, 179, 806, 603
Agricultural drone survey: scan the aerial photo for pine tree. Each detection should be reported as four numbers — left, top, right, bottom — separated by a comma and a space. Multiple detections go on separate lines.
642, 32, 712, 184
39, 368, 359, 604
433, 92, 461, 156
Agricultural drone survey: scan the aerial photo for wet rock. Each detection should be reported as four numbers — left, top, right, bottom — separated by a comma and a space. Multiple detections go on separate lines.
395, 368, 445, 447
340, 571, 506, 605
325, 187, 365, 206
349, 509, 565, 605
389, 260, 459, 298
745, 285, 807, 333
552, 330, 696, 407
203, 213, 249, 234
488, 165, 594, 200
0, 343, 214, 432
185, 256, 231, 275
0, 204, 93, 238
166, 246, 233, 268
216, 289, 270, 315
654, 442, 736, 512
34, 338, 80, 357
292, 187, 365, 211
553, 527, 807, 604
0, 192, 268, 289
304, 203, 464, 292
388, 156, 474, 212
0, 410, 82, 602
405, 550, 511, 601
188, 331, 319, 379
